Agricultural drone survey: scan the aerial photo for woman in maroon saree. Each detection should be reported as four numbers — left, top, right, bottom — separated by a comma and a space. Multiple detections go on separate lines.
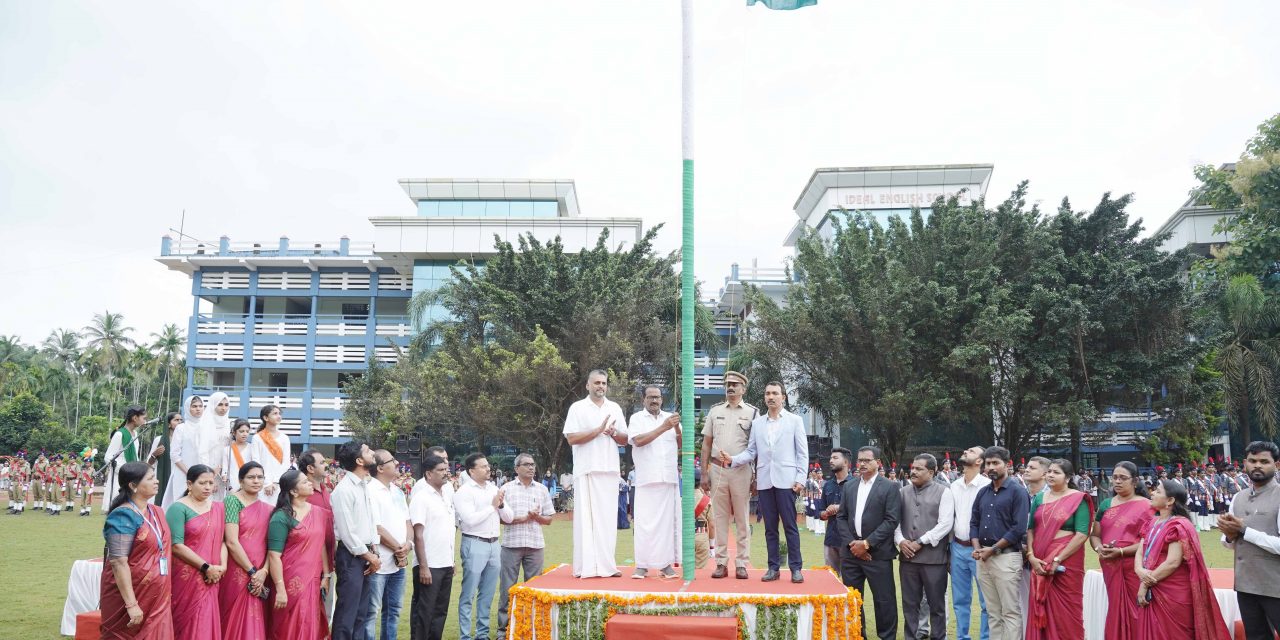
1134, 479, 1230, 640
1025, 458, 1093, 640
100, 462, 173, 639
267, 469, 332, 640
221, 461, 271, 640
166, 464, 226, 640
1088, 461, 1152, 640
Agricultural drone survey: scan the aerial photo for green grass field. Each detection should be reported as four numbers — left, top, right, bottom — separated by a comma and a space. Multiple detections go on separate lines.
0, 506, 1237, 639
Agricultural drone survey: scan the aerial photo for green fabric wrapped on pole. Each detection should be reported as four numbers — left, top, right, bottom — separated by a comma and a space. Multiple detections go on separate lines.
748, 0, 817, 9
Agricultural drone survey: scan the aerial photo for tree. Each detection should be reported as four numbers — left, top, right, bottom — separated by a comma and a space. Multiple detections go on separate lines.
82, 311, 134, 423
0, 393, 59, 454
42, 328, 82, 428
380, 226, 712, 471
1213, 274, 1280, 444
1195, 113, 1280, 289
742, 183, 1208, 462
150, 324, 185, 414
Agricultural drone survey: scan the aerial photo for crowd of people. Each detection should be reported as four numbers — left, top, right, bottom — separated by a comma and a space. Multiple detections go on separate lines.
11, 368, 1280, 640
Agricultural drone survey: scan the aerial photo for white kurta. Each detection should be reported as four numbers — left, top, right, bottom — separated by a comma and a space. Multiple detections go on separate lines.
628, 409, 680, 570
223, 442, 253, 493
250, 430, 292, 494
563, 396, 627, 577
101, 429, 139, 513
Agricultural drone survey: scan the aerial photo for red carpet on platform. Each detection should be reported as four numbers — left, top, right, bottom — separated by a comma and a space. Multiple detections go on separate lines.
524, 563, 848, 596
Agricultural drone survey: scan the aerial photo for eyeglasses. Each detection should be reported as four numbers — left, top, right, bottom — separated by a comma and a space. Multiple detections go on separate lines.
517, 462, 535, 467
1111, 475, 1131, 482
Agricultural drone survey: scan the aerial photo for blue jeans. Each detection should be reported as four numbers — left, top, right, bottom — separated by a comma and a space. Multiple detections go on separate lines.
950, 539, 989, 640
458, 536, 501, 640
362, 567, 406, 640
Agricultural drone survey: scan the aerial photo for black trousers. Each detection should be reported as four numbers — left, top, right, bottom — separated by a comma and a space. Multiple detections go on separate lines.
900, 561, 947, 640
333, 546, 373, 640
411, 565, 454, 640
756, 487, 802, 571
840, 548, 898, 640
1238, 591, 1280, 640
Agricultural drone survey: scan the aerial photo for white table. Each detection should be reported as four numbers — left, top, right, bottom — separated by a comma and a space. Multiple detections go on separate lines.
61, 558, 102, 636
1083, 569, 1242, 639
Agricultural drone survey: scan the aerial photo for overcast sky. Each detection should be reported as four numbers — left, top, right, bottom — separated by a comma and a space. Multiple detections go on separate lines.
2, 1, 1278, 347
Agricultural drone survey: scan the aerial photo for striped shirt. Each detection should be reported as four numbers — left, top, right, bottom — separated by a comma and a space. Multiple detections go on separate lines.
498, 478, 556, 549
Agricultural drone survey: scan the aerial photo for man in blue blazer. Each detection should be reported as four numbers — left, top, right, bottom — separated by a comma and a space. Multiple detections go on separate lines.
719, 381, 809, 583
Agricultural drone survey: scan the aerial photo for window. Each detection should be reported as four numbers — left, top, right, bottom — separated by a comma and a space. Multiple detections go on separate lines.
268, 372, 289, 393
242, 298, 264, 318
338, 372, 363, 391
416, 200, 558, 218
212, 371, 235, 388
341, 303, 370, 320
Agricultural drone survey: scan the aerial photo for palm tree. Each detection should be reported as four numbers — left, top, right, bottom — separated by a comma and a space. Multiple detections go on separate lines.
1215, 274, 1280, 445
151, 324, 186, 414
82, 311, 135, 423
42, 329, 82, 428
0, 335, 25, 364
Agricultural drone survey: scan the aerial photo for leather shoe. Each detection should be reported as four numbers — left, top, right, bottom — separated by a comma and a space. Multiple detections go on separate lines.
761, 569, 780, 582
735, 567, 748, 580
711, 565, 728, 579
791, 569, 804, 583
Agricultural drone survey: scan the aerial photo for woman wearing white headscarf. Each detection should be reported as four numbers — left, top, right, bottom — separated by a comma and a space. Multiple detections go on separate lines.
169, 395, 205, 505
200, 391, 232, 499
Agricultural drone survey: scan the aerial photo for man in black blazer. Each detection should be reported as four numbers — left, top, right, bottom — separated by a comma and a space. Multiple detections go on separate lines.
837, 445, 902, 640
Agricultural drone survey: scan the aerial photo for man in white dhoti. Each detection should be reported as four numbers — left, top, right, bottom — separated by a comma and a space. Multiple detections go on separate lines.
628, 385, 682, 579
562, 369, 629, 578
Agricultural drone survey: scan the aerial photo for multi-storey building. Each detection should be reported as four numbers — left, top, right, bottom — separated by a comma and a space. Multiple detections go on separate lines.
157, 179, 643, 449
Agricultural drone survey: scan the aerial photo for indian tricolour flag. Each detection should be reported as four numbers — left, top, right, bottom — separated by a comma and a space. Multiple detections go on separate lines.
747, 0, 817, 9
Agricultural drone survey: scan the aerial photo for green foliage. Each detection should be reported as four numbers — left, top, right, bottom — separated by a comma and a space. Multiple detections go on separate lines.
365, 226, 717, 471
1197, 113, 1280, 290
743, 184, 1208, 461
1212, 274, 1280, 442
0, 393, 60, 453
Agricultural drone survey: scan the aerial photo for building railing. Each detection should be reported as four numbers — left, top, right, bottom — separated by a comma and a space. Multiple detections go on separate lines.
195, 314, 412, 337
162, 236, 376, 258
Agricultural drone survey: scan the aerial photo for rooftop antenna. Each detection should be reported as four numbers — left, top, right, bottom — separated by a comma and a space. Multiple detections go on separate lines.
168, 209, 214, 250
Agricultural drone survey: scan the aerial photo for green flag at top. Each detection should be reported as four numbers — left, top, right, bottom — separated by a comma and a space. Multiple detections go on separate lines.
748, 0, 817, 9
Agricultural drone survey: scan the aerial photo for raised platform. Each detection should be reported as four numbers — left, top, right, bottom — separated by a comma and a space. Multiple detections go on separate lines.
506, 564, 862, 640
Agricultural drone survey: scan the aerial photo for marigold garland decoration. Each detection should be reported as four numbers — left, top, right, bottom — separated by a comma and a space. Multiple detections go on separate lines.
505, 575, 865, 640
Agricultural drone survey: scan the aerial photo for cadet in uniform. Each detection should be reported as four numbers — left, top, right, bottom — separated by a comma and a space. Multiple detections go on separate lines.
32, 453, 49, 513
699, 370, 758, 579
48, 455, 64, 515
62, 456, 77, 512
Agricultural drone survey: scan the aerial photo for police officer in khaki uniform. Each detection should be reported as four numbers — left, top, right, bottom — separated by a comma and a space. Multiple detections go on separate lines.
699, 370, 758, 579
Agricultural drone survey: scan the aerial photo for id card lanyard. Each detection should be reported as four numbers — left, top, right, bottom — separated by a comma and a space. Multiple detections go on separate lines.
129, 503, 168, 576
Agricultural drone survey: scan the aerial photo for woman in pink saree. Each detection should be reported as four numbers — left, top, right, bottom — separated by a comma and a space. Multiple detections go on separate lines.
1134, 479, 1230, 640
1025, 458, 1093, 640
165, 464, 226, 640
100, 462, 174, 639
1088, 461, 1152, 639
267, 469, 332, 640
221, 461, 271, 640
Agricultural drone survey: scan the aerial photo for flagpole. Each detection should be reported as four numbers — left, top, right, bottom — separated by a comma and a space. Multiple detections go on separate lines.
679, 0, 696, 583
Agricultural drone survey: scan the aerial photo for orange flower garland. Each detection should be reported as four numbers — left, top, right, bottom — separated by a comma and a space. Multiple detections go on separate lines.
505, 570, 865, 640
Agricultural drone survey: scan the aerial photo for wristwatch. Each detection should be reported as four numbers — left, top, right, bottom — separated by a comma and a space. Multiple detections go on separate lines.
247, 566, 257, 577
1052, 556, 1061, 564
200, 562, 210, 575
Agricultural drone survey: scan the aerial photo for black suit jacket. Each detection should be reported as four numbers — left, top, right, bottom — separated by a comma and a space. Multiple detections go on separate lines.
836, 476, 902, 562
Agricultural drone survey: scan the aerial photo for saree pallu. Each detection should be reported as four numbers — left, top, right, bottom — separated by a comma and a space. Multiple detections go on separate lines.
99, 504, 174, 640
1135, 517, 1230, 640
268, 506, 330, 640
221, 500, 272, 640
172, 502, 225, 640
1027, 492, 1091, 640
1097, 498, 1152, 640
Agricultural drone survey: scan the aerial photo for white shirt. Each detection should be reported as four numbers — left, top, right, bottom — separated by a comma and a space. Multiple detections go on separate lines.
895, 481, 957, 547
332, 471, 378, 556
453, 479, 512, 539
249, 430, 292, 488
854, 473, 877, 537
628, 409, 678, 486
562, 396, 627, 475
410, 476, 455, 508
950, 472, 991, 540
370, 478, 410, 574
409, 483, 455, 568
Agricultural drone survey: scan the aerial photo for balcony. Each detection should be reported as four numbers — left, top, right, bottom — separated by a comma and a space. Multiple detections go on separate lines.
195, 314, 413, 339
